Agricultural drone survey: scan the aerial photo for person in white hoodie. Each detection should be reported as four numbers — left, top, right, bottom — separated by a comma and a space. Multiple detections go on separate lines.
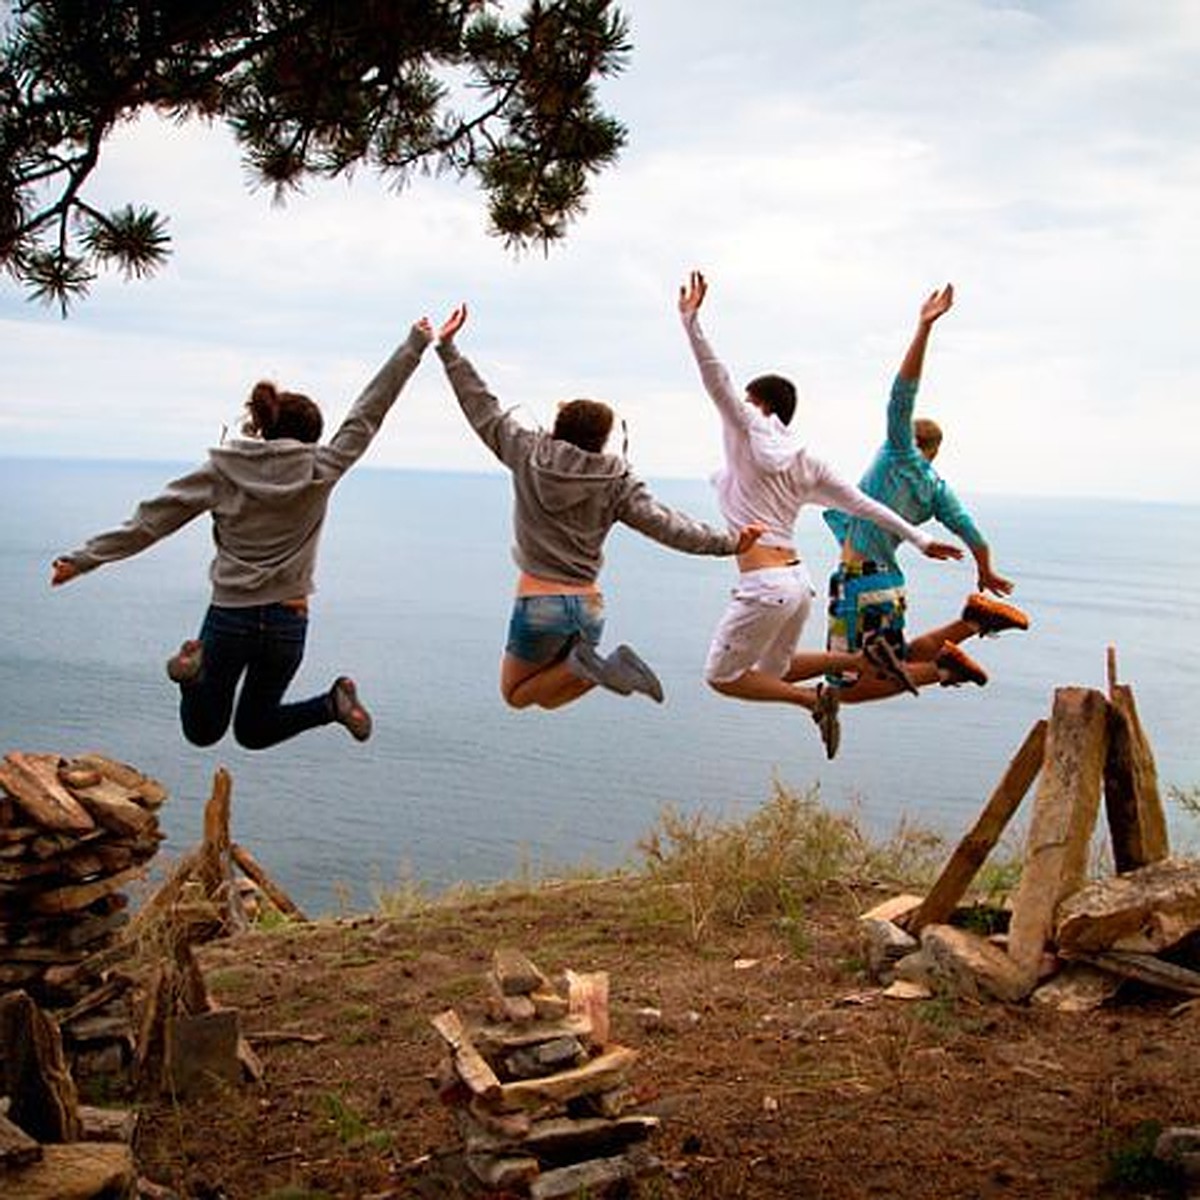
51, 320, 434, 749
677, 271, 963, 758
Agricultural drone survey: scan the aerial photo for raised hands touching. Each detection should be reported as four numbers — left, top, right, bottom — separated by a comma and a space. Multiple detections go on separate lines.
922, 540, 964, 562
438, 304, 468, 344
735, 522, 767, 555
919, 284, 954, 327
678, 270, 707, 318
50, 558, 79, 587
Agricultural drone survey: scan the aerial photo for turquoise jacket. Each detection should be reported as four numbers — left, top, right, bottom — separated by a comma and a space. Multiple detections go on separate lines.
824, 375, 984, 574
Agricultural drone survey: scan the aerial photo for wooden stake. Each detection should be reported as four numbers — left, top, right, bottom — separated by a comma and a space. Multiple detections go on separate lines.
907, 720, 1047, 933
231, 842, 307, 920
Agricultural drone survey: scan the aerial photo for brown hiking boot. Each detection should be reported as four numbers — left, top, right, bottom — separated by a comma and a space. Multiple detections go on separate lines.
962, 593, 1029, 637
936, 642, 988, 687
331, 677, 373, 742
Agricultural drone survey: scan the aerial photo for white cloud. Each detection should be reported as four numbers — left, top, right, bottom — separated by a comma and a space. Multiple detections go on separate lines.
1, 1, 1196, 501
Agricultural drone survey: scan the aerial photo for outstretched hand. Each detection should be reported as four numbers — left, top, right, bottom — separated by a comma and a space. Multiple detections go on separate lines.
50, 558, 78, 587
438, 304, 468, 343
919, 284, 954, 326
678, 270, 707, 317
923, 540, 964, 562
735, 522, 766, 554
977, 566, 1014, 596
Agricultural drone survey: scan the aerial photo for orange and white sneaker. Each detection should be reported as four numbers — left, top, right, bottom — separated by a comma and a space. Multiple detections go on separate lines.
962, 593, 1029, 637
936, 642, 989, 687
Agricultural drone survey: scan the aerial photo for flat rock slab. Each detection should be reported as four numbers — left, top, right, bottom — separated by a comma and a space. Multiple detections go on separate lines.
921, 924, 1028, 1003
1031, 963, 1121, 1012
3, 1141, 136, 1200
1056, 856, 1200, 955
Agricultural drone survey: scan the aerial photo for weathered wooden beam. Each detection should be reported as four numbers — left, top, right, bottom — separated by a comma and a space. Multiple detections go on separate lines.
0, 754, 94, 835
908, 720, 1047, 932
1007, 687, 1109, 992
230, 842, 306, 921
0, 990, 82, 1142
1105, 681, 1169, 872
1074, 950, 1200, 997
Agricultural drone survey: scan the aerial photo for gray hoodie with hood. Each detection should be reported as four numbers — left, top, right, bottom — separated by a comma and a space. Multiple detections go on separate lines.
60, 324, 432, 606
436, 341, 738, 584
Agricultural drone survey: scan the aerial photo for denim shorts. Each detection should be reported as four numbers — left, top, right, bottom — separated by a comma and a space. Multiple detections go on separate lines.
505, 593, 605, 665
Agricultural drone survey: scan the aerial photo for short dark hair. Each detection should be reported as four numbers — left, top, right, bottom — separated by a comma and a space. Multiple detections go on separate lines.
244, 381, 324, 444
552, 399, 614, 454
746, 374, 797, 425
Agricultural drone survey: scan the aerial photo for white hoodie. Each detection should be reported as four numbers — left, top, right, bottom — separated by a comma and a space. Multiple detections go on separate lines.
680, 311, 933, 556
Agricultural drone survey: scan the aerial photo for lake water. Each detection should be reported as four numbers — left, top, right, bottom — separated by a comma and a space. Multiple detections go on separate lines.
2, 458, 1197, 914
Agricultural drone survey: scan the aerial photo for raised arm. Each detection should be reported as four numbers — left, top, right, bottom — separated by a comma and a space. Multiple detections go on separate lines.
319, 321, 433, 477
50, 464, 217, 585
677, 270, 749, 431
434, 304, 535, 470
887, 283, 954, 449
616, 478, 743, 557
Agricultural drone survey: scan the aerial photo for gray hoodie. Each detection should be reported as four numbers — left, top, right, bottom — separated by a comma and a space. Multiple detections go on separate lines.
436, 341, 738, 584
61, 324, 432, 606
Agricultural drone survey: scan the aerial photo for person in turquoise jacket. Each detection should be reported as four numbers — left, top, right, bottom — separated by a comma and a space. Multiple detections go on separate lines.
817, 284, 1029, 698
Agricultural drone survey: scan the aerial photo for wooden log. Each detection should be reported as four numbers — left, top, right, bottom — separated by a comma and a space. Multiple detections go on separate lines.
0, 990, 82, 1142
0, 754, 94, 835
430, 1009, 503, 1100
907, 721, 1047, 932
566, 969, 610, 1048
1076, 951, 1200, 997
68, 754, 168, 809
1105, 682, 1169, 872
0, 1112, 43, 1167
1, 1141, 136, 1200
495, 1045, 639, 1112
1007, 687, 1109, 991
230, 842, 307, 920
26, 864, 146, 915
69, 779, 157, 839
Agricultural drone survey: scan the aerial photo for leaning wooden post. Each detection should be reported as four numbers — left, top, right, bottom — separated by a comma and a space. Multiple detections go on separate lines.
1007, 687, 1109, 993
1104, 646, 1169, 873
196, 768, 248, 934
907, 720, 1047, 933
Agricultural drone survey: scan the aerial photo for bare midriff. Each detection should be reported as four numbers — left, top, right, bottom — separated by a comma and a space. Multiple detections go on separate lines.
738, 543, 801, 573
280, 597, 309, 614
515, 571, 600, 597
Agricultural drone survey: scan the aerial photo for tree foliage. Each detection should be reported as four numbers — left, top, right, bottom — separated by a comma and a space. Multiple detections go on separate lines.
0, 0, 629, 312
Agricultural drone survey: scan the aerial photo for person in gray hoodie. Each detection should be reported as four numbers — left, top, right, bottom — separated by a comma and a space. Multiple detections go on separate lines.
50, 320, 434, 748
433, 303, 763, 710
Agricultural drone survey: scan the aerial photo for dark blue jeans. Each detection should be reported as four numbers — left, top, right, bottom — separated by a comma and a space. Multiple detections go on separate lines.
180, 604, 333, 750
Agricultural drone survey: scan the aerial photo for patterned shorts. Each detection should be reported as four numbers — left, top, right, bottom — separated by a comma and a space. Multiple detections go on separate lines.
825, 562, 907, 684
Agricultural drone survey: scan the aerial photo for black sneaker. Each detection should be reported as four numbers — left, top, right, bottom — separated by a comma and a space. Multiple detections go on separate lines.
811, 683, 841, 760
863, 632, 918, 697
962, 593, 1030, 637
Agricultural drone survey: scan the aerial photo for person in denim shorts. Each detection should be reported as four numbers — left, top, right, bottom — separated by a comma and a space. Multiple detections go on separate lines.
435, 303, 763, 710
52, 321, 433, 747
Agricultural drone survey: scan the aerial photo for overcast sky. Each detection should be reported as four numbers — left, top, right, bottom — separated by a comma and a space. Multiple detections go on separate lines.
2, 1, 1197, 502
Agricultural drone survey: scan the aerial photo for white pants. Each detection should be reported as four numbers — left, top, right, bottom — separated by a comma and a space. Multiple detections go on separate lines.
704, 563, 816, 684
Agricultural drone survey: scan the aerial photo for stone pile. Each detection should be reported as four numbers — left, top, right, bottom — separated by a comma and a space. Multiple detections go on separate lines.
0, 750, 166, 1085
432, 947, 661, 1198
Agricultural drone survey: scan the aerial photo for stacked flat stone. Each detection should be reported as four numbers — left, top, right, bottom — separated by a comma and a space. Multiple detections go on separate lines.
0, 751, 166, 1084
432, 947, 661, 1199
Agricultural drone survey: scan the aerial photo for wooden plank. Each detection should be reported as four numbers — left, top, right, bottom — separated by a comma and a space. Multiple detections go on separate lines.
1076, 951, 1200, 997
566, 968, 610, 1048
908, 721, 1047, 932
69, 779, 157, 839
231, 842, 307, 920
495, 1045, 639, 1112
430, 1009, 503, 1100
1105, 683, 1169, 872
26, 864, 146, 915
0, 753, 94, 834
68, 754, 168, 809
1007, 687, 1109, 992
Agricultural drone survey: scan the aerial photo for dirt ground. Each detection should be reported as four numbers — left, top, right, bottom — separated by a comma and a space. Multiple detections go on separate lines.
129, 878, 1200, 1200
